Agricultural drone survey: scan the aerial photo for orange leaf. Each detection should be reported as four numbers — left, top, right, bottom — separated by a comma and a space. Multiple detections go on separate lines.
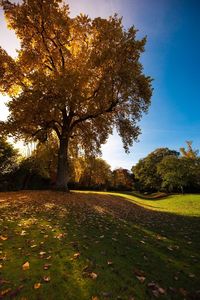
0, 235, 8, 241
0, 288, 11, 297
22, 261, 30, 270
34, 283, 41, 289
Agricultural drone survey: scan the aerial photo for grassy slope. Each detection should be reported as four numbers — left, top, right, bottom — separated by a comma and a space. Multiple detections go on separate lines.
0, 191, 200, 300
79, 192, 200, 217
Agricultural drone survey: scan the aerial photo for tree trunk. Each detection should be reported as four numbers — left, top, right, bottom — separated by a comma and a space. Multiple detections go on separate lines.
55, 137, 69, 191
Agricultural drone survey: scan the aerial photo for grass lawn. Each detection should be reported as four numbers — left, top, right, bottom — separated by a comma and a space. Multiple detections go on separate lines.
0, 191, 199, 299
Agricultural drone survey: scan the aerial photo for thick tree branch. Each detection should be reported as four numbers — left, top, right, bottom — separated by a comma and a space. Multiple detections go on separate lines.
32, 120, 62, 139
70, 98, 119, 131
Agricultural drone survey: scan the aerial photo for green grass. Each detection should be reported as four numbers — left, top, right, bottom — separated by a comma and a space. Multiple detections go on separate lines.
0, 191, 200, 299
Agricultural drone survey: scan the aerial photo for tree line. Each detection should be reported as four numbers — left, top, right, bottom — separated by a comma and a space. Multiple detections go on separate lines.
132, 142, 200, 193
0, 136, 199, 193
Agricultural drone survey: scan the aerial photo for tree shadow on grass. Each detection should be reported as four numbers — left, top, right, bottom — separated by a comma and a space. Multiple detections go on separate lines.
0, 191, 200, 300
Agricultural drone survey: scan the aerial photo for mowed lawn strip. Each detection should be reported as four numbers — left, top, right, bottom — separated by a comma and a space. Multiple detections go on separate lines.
0, 191, 199, 300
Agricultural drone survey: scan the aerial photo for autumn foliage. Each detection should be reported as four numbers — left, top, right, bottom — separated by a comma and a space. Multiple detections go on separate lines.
0, 0, 152, 190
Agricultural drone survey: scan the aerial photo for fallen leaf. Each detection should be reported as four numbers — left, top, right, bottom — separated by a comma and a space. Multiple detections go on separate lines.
0, 235, 8, 241
147, 282, 166, 297
54, 233, 64, 239
0, 288, 11, 297
73, 252, 80, 259
34, 283, 41, 289
22, 261, 30, 270
136, 276, 146, 283
158, 287, 166, 295
20, 230, 26, 236
179, 288, 187, 297
43, 276, 51, 282
43, 263, 51, 270
90, 272, 98, 279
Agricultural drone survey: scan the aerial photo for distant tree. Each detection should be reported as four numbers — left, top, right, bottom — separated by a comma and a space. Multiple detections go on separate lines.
157, 156, 190, 193
0, 0, 152, 191
71, 156, 112, 189
181, 157, 200, 192
180, 141, 199, 159
32, 134, 59, 183
0, 136, 19, 175
132, 148, 179, 191
112, 168, 134, 190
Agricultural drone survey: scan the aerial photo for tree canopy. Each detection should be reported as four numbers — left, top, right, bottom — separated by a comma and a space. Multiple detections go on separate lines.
132, 148, 179, 191
0, 0, 152, 190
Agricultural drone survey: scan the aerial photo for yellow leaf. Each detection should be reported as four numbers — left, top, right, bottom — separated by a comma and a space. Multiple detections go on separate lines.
22, 261, 30, 270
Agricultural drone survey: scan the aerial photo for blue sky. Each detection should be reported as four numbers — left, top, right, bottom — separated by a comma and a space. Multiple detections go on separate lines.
0, 0, 200, 169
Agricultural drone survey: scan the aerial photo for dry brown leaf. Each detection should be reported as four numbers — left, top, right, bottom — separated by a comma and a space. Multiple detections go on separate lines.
22, 261, 30, 270
179, 288, 187, 296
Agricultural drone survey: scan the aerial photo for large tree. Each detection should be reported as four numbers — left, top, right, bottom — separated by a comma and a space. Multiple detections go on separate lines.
0, 0, 152, 190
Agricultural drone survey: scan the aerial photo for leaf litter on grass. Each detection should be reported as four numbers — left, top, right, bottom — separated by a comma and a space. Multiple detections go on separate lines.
0, 191, 200, 299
